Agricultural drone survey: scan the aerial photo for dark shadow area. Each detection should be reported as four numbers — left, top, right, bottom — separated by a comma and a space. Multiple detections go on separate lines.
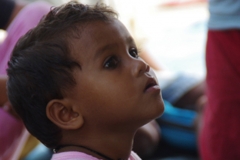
147, 140, 199, 160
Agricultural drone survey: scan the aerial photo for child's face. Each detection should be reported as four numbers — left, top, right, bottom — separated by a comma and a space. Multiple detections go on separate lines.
68, 19, 164, 130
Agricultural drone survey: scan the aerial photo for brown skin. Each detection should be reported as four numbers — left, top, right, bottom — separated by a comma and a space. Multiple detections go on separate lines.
46, 19, 164, 160
0, 76, 7, 106
173, 81, 205, 110
0, 76, 19, 119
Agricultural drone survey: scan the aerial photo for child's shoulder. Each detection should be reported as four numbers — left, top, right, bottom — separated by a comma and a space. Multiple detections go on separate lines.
129, 151, 142, 160
51, 151, 98, 160
51, 151, 142, 160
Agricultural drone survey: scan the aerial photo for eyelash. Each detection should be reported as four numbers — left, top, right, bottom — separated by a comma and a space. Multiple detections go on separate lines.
103, 48, 140, 69
129, 48, 139, 58
104, 55, 119, 69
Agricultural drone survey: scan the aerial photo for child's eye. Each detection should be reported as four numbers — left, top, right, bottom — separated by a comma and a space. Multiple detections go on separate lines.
129, 48, 139, 58
104, 56, 119, 69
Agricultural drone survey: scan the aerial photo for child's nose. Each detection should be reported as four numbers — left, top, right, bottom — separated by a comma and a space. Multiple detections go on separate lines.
132, 58, 150, 77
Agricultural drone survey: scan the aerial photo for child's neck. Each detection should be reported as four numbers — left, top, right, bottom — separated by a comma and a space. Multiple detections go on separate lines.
60, 129, 136, 160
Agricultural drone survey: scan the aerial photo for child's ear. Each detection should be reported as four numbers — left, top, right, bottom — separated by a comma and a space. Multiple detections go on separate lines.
46, 99, 84, 130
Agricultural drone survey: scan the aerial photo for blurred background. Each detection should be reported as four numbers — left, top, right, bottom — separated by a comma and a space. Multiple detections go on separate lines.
1, 0, 208, 77
0, 0, 208, 159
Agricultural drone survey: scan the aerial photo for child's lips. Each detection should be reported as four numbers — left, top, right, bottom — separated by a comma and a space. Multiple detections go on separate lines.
144, 78, 160, 93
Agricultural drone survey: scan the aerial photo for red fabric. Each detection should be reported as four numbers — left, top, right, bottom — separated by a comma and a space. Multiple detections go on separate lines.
199, 30, 240, 160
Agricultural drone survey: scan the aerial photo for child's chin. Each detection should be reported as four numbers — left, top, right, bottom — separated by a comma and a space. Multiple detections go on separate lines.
154, 100, 165, 118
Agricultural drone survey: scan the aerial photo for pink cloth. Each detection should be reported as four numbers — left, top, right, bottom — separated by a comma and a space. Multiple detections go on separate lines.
0, 1, 51, 75
0, 108, 23, 158
0, 1, 51, 158
51, 151, 141, 160
199, 30, 240, 159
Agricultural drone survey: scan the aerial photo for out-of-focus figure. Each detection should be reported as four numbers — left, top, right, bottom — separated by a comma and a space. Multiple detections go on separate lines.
199, 0, 240, 159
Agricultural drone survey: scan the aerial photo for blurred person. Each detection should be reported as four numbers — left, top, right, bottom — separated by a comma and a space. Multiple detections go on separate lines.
199, 0, 240, 159
0, 0, 51, 159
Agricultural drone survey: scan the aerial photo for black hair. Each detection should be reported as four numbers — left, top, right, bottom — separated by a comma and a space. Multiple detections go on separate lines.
7, 1, 117, 148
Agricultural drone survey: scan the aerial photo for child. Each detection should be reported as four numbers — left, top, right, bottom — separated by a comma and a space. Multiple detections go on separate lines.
7, 1, 164, 160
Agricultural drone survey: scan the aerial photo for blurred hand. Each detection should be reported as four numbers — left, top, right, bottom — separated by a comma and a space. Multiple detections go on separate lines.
2, 101, 20, 119
133, 120, 161, 158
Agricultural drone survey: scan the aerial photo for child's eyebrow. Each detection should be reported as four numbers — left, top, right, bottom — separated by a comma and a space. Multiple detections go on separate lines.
94, 43, 118, 60
126, 36, 135, 45
93, 36, 135, 60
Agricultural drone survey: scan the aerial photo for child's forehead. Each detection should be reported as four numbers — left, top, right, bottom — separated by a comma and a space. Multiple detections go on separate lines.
83, 19, 124, 35
69, 19, 132, 58
69, 19, 124, 44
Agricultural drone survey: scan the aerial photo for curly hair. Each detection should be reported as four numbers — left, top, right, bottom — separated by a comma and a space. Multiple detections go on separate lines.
7, 1, 117, 148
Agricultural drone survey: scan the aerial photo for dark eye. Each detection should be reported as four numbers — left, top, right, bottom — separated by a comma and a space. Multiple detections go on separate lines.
104, 56, 119, 69
129, 48, 139, 58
